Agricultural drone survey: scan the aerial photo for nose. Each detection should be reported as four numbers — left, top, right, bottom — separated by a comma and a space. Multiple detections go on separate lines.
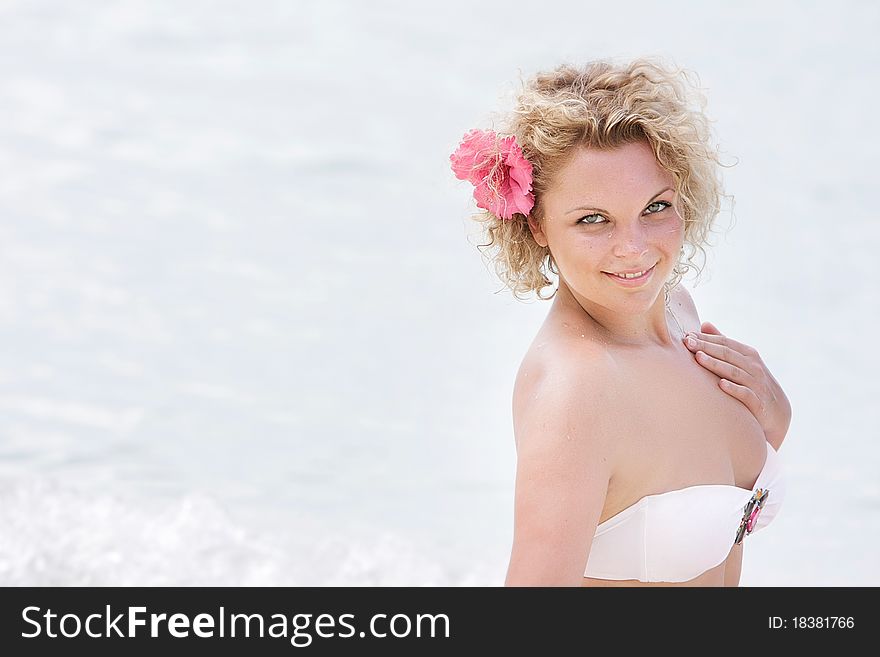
609, 221, 650, 260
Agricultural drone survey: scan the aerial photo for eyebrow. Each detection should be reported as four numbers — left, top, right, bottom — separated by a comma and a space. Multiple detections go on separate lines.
566, 187, 674, 215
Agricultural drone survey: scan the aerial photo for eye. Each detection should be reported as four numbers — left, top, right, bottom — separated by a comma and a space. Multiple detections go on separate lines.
646, 201, 671, 214
577, 201, 671, 226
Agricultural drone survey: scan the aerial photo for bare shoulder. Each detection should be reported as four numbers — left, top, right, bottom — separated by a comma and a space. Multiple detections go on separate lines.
506, 339, 620, 585
668, 283, 701, 330
512, 337, 618, 453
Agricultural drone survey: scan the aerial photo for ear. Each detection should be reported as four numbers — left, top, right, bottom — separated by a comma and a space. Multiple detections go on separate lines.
526, 215, 548, 248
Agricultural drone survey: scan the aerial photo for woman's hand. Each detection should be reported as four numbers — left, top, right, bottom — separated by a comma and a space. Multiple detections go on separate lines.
683, 321, 791, 449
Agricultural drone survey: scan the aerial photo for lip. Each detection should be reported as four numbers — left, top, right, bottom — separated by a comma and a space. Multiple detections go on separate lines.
603, 264, 656, 287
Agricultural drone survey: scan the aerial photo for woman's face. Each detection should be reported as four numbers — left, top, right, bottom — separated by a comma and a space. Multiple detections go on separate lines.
529, 139, 685, 315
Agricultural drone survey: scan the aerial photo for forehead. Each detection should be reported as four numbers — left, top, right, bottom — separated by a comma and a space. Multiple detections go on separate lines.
548, 140, 673, 200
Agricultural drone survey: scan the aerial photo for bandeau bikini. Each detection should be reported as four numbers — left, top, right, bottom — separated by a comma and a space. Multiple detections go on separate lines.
584, 440, 786, 582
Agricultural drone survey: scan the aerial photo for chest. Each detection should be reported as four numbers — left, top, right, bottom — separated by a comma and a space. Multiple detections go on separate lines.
602, 345, 769, 517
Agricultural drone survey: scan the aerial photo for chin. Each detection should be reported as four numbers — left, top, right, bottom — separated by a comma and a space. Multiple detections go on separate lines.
603, 282, 666, 309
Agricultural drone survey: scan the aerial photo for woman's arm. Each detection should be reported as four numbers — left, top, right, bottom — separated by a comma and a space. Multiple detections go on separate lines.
505, 354, 616, 586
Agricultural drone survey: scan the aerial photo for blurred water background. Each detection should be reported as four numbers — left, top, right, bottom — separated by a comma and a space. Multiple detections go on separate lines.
0, 0, 877, 585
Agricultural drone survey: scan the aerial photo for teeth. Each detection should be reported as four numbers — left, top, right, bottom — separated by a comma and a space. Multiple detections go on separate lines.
614, 269, 648, 279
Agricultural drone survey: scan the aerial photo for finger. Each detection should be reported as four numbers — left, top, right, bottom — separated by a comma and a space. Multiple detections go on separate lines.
684, 335, 741, 366
693, 350, 752, 385
684, 335, 753, 373
701, 321, 722, 335
688, 330, 758, 359
718, 378, 764, 420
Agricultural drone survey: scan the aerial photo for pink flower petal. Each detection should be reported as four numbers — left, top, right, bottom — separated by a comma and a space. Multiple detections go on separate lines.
450, 129, 499, 184
450, 130, 535, 220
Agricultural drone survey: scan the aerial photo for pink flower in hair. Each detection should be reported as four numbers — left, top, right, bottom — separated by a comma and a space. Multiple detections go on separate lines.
450, 129, 535, 220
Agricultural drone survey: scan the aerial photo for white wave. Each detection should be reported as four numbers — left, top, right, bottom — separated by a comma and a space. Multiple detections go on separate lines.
0, 476, 499, 586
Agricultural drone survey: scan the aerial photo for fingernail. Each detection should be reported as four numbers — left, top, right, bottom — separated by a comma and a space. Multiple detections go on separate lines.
686, 336, 696, 348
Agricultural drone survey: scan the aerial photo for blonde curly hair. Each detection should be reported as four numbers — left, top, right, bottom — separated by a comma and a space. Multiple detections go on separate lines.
458, 56, 732, 301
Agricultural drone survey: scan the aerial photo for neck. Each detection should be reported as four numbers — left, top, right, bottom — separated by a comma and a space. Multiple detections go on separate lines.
554, 278, 683, 348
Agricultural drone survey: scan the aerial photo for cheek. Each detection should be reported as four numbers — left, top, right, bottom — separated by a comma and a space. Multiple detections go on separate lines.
567, 235, 605, 261
650, 214, 685, 244
549, 235, 604, 273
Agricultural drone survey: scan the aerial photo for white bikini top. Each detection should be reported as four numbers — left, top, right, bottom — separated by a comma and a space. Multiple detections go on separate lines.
584, 440, 786, 582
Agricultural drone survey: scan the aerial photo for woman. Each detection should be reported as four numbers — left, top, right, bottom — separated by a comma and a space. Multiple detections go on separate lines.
450, 58, 792, 586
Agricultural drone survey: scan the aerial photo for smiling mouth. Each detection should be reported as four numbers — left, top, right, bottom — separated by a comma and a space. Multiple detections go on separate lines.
604, 264, 656, 278
602, 264, 656, 284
